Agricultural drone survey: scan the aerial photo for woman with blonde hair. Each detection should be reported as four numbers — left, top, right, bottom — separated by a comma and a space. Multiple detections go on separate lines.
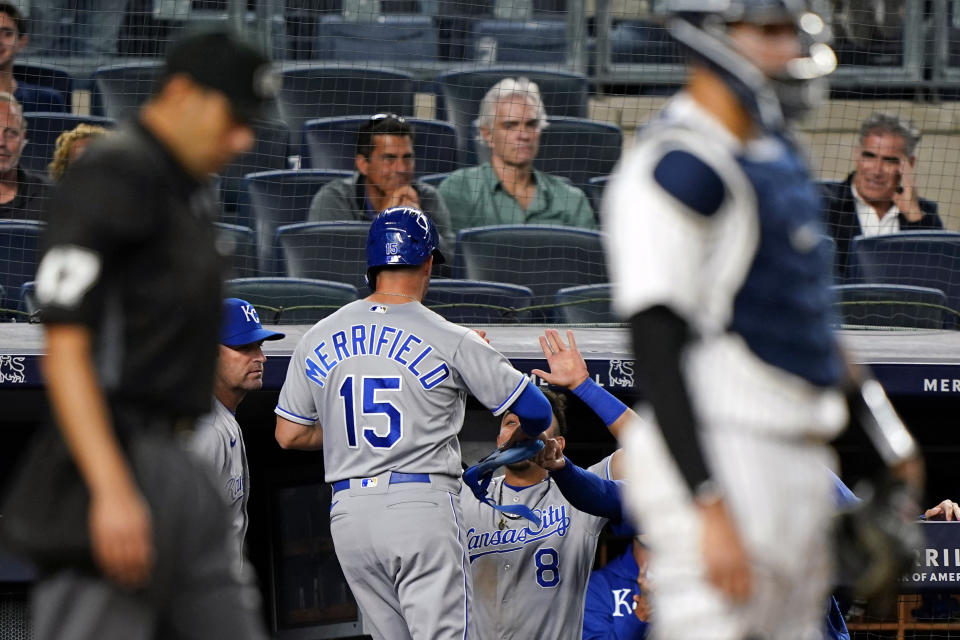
48, 123, 108, 181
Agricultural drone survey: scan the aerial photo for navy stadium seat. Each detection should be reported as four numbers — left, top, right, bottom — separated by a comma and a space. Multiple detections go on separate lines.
19, 113, 115, 177
423, 279, 534, 323
314, 15, 438, 63
0, 220, 44, 318
553, 283, 615, 324
19, 280, 35, 318
276, 221, 371, 290
214, 223, 258, 279
219, 119, 290, 215
849, 231, 960, 320
225, 277, 359, 324
14, 62, 73, 112
468, 19, 567, 64
453, 224, 607, 319
831, 284, 948, 330
435, 67, 588, 165
91, 61, 163, 120
585, 175, 608, 217
609, 20, 683, 65
303, 117, 458, 176
277, 64, 416, 151
244, 169, 353, 275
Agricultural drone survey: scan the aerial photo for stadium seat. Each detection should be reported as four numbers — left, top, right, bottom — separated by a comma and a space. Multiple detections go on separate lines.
91, 60, 163, 120
585, 175, 608, 216
218, 119, 290, 215
553, 283, 615, 324
244, 169, 353, 275
417, 173, 450, 189
468, 117, 621, 192
423, 279, 534, 323
19, 113, 115, 177
314, 15, 438, 63
14, 62, 73, 112
537, 118, 621, 192
0, 220, 44, 317
277, 64, 417, 150
214, 222, 258, 279
453, 224, 607, 319
303, 117, 458, 176
19, 281, 35, 318
831, 283, 948, 330
225, 277, 359, 324
468, 19, 567, 64
435, 67, 588, 165
849, 231, 960, 321
609, 20, 683, 65
276, 221, 371, 290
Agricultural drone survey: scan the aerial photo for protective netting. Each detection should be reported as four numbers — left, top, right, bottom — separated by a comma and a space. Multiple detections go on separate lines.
0, 0, 955, 327
846, 593, 960, 639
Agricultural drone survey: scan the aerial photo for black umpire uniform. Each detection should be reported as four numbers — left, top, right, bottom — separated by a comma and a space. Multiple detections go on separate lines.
0, 31, 273, 640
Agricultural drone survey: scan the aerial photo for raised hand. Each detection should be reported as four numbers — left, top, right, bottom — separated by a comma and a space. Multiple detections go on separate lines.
385, 185, 421, 210
531, 329, 589, 390
892, 156, 923, 221
533, 437, 566, 470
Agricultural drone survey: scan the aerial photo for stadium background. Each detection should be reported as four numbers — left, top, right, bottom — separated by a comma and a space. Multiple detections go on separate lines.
1, 0, 960, 637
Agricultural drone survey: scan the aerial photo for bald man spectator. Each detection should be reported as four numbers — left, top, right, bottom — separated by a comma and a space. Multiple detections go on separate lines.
822, 113, 942, 279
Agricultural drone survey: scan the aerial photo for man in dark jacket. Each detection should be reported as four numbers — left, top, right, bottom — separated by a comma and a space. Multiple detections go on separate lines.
821, 112, 941, 280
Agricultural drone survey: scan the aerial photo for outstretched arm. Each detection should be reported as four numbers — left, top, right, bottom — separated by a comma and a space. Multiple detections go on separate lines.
536, 440, 625, 523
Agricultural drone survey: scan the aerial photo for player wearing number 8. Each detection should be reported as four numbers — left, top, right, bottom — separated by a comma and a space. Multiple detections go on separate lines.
460, 329, 636, 640
274, 206, 554, 640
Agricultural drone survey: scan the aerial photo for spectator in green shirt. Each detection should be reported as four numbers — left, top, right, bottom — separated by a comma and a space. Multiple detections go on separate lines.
439, 77, 596, 235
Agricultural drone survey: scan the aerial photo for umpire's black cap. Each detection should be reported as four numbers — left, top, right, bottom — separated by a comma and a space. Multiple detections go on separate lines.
163, 30, 280, 123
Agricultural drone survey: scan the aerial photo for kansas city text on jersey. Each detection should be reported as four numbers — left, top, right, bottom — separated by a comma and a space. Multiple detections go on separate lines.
304, 323, 450, 391
466, 504, 570, 562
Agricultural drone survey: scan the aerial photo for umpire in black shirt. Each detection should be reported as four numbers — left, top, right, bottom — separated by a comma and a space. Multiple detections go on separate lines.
13, 30, 277, 640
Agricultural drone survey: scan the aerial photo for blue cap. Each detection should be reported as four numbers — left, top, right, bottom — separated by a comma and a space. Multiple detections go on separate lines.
220, 298, 285, 346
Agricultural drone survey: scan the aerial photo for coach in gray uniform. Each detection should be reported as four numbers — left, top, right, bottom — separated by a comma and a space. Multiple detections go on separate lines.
189, 298, 284, 557
274, 206, 554, 640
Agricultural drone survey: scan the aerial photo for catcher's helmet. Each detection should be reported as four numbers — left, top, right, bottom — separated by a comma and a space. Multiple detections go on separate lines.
366, 206, 445, 287
659, 0, 836, 131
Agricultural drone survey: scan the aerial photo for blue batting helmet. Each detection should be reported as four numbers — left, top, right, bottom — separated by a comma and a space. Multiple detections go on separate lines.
660, 0, 836, 131
366, 206, 445, 286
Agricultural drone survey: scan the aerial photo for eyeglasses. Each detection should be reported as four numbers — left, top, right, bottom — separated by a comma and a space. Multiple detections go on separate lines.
370, 113, 406, 124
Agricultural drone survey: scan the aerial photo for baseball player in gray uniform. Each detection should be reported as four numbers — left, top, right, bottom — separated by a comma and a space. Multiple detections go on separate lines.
461, 329, 635, 640
274, 206, 554, 640
188, 298, 284, 557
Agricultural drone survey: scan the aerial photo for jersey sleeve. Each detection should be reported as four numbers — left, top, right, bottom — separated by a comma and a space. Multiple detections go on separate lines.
36, 149, 157, 327
603, 135, 728, 323
449, 329, 528, 415
275, 336, 321, 426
